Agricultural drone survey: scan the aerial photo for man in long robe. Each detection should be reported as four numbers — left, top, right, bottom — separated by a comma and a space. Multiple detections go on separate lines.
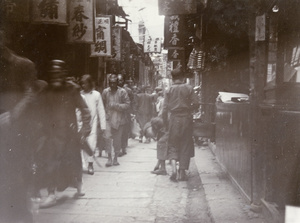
35, 60, 91, 208
162, 66, 199, 182
80, 74, 106, 174
117, 74, 133, 156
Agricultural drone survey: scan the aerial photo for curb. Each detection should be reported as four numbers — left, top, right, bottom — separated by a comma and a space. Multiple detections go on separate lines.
193, 145, 266, 223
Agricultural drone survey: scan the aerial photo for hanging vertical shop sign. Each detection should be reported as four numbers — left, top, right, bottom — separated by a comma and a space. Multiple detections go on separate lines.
32, 0, 67, 25
91, 16, 112, 57
168, 48, 184, 61
164, 15, 185, 49
2, 0, 30, 22
144, 36, 162, 53
68, 0, 94, 43
111, 27, 122, 61
158, 0, 196, 16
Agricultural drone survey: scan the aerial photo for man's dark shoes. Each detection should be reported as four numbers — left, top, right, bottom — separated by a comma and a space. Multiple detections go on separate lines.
153, 166, 159, 171
118, 150, 127, 157
113, 159, 120, 166
151, 169, 167, 175
87, 162, 94, 175
105, 159, 112, 167
170, 172, 177, 182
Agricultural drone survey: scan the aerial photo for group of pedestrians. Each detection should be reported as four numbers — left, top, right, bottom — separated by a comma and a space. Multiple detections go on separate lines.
0, 26, 199, 222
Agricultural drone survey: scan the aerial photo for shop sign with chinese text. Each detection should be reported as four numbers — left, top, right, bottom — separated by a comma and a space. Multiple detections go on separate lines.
158, 0, 196, 16
164, 15, 185, 49
168, 48, 184, 61
2, 0, 30, 22
68, 0, 94, 43
32, 0, 67, 25
144, 37, 162, 53
91, 16, 112, 57
111, 27, 122, 61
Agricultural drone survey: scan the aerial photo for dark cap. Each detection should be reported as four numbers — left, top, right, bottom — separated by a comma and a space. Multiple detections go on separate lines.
171, 65, 183, 78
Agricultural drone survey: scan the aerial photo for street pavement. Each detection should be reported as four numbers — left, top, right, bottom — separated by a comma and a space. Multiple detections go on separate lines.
32, 138, 268, 223
33, 138, 211, 223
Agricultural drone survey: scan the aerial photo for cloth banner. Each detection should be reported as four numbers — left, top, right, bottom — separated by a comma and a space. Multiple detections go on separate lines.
68, 0, 94, 43
90, 16, 112, 57
32, 0, 67, 25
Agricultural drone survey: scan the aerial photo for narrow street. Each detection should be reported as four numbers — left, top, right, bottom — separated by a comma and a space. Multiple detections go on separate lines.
34, 139, 212, 223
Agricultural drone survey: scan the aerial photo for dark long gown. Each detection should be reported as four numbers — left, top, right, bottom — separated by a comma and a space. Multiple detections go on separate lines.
34, 82, 91, 193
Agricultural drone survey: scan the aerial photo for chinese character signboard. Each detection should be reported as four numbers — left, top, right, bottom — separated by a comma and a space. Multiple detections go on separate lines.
158, 0, 196, 16
91, 16, 112, 57
144, 37, 162, 53
168, 48, 184, 61
2, 0, 30, 22
32, 0, 67, 25
68, 0, 94, 43
164, 15, 185, 49
111, 27, 122, 60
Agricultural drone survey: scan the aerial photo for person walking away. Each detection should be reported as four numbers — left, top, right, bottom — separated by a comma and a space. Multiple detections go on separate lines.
117, 74, 134, 156
35, 60, 91, 208
135, 86, 155, 143
80, 74, 106, 174
150, 117, 168, 175
102, 74, 130, 166
0, 30, 40, 223
162, 65, 199, 182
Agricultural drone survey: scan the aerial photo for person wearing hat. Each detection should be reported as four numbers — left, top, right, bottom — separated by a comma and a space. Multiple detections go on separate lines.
102, 74, 130, 166
162, 65, 199, 182
34, 60, 91, 208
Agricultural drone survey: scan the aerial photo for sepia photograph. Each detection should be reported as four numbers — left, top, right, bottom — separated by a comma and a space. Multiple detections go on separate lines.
0, 0, 300, 222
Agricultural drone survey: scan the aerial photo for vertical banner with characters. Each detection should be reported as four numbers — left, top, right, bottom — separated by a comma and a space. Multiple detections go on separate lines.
111, 27, 122, 60
2, 0, 30, 22
168, 48, 185, 61
91, 16, 112, 57
144, 36, 162, 53
164, 15, 185, 49
68, 0, 94, 43
32, 0, 67, 25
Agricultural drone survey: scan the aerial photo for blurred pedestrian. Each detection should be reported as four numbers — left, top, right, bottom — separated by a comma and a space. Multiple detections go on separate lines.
135, 86, 155, 143
162, 65, 199, 182
117, 74, 134, 156
102, 74, 130, 166
0, 30, 39, 223
35, 60, 91, 208
150, 117, 168, 175
155, 90, 164, 117
80, 74, 106, 174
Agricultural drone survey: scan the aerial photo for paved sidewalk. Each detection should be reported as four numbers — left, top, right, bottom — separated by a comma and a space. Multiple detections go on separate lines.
194, 144, 267, 223
33, 139, 194, 223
